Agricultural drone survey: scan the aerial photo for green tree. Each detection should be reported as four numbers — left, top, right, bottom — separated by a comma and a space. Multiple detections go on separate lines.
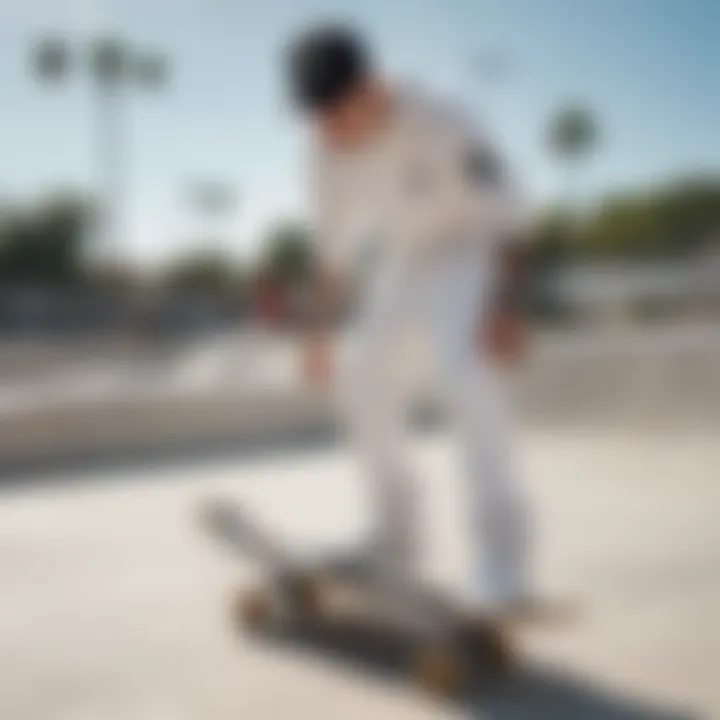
547, 105, 598, 163
260, 221, 316, 285
585, 177, 720, 260
530, 208, 576, 268
0, 194, 92, 285
162, 248, 243, 293
530, 175, 720, 263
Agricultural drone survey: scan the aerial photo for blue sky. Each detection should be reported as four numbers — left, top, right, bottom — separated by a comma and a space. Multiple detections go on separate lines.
1, 0, 718, 265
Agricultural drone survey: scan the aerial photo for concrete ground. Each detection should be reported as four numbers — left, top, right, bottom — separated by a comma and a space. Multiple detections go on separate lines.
0, 429, 718, 719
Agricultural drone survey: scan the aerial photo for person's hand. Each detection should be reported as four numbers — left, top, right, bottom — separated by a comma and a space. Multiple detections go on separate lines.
302, 333, 333, 386
482, 311, 527, 366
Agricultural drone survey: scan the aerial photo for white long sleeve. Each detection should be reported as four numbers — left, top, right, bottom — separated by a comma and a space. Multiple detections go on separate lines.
308, 85, 528, 273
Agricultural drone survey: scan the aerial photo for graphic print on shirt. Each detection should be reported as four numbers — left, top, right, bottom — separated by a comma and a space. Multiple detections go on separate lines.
462, 144, 506, 190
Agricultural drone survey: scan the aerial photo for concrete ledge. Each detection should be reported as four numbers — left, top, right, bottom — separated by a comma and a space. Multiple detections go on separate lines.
1, 324, 719, 473
0, 388, 334, 474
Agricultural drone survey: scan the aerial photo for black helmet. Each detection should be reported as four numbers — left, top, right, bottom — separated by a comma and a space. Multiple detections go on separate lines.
285, 25, 371, 111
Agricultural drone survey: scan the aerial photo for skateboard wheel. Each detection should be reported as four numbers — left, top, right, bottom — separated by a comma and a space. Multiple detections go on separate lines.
414, 645, 467, 698
465, 623, 515, 677
287, 575, 325, 620
233, 587, 273, 632
487, 631, 515, 677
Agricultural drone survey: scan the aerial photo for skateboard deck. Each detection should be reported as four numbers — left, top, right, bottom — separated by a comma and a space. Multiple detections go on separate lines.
197, 497, 573, 697
198, 497, 463, 624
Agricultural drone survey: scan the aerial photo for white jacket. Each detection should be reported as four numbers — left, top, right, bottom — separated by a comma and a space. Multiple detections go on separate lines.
310, 84, 527, 273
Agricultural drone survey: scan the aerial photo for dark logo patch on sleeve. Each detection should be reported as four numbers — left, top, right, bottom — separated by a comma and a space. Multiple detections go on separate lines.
463, 146, 505, 188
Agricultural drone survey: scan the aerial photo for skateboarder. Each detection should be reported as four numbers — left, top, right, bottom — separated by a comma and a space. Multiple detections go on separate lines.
285, 25, 532, 617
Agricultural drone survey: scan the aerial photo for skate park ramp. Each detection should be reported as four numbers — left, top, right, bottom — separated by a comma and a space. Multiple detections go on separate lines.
0, 322, 719, 474
0, 429, 717, 719
0, 323, 718, 718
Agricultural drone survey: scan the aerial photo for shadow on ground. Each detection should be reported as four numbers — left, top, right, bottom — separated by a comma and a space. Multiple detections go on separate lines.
464, 667, 695, 720
248, 617, 695, 720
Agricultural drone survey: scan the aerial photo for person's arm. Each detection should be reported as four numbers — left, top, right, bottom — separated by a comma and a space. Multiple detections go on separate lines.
483, 237, 531, 365
301, 268, 342, 384
482, 138, 534, 365
420, 108, 532, 364
437, 115, 532, 364
495, 240, 529, 311
306, 266, 345, 332
444, 120, 532, 363
302, 147, 350, 383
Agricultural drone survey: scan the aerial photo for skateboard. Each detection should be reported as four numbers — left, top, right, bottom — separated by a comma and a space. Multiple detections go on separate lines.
197, 498, 568, 698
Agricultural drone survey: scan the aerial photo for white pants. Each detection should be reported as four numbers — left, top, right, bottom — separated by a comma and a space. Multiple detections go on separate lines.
335, 242, 530, 610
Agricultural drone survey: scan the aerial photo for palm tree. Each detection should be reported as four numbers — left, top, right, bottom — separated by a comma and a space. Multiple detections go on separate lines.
547, 105, 598, 165
547, 104, 600, 251
261, 221, 315, 285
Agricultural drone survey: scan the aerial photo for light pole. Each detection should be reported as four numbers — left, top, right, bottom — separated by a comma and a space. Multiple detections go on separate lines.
31, 35, 170, 267
546, 103, 599, 245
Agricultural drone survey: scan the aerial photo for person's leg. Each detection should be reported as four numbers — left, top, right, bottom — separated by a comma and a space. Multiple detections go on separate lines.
334, 262, 421, 584
427, 246, 531, 611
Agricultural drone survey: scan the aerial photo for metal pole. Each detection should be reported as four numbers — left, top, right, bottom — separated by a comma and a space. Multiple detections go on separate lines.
94, 74, 124, 266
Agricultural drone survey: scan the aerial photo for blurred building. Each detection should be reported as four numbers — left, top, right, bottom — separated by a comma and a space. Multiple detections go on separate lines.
0, 285, 250, 340
535, 253, 720, 326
